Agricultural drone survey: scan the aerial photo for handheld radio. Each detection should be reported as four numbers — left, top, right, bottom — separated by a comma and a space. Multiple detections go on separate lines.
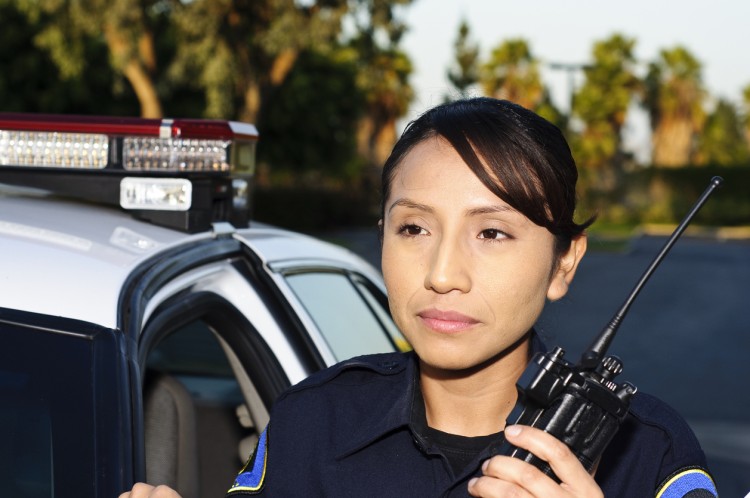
492, 176, 724, 479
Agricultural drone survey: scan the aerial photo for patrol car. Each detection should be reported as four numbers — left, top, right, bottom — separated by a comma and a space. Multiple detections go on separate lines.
0, 114, 405, 498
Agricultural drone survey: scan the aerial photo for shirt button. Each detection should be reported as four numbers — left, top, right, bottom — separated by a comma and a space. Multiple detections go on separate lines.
379, 360, 399, 369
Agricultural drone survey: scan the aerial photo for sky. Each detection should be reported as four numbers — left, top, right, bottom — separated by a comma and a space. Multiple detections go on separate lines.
396, 0, 750, 158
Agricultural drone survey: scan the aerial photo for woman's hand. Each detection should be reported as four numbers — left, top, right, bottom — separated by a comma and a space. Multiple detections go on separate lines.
468, 425, 603, 498
118, 483, 183, 498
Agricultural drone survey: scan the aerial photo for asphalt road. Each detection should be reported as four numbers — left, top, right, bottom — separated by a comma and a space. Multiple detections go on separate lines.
539, 235, 750, 497
324, 228, 750, 496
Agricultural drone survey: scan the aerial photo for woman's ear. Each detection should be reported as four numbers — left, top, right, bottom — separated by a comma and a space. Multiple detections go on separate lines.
547, 234, 587, 301
377, 219, 384, 244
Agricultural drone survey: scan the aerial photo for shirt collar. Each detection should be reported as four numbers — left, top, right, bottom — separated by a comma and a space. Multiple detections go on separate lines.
334, 351, 418, 460
334, 330, 548, 460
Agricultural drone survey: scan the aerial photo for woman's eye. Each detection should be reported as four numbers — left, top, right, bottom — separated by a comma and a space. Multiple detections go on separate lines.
398, 224, 427, 236
478, 228, 508, 240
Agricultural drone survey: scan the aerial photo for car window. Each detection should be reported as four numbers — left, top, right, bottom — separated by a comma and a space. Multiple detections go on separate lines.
147, 320, 235, 377
0, 318, 109, 497
350, 274, 411, 353
0, 373, 53, 498
284, 271, 408, 361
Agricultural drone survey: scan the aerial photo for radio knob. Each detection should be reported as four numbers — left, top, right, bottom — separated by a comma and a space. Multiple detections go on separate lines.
602, 356, 622, 377
599, 355, 623, 380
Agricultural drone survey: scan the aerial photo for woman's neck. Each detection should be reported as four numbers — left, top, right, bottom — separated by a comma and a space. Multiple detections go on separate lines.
419, 335, 530, 437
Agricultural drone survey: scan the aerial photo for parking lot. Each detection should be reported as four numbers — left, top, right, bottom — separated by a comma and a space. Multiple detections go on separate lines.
538, 235, 750, 497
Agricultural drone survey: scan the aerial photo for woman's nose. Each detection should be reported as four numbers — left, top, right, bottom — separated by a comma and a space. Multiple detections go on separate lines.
424, 235, 471, 294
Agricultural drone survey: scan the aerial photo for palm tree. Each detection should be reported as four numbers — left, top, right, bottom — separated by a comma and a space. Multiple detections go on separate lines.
480, 39, 543, 110
643, 46, 706, 167
354, 45, 414, 168
696, 99, 749, 165
572, 34, 640, 173
446, 19, 480, 100
348, 0, 415, 169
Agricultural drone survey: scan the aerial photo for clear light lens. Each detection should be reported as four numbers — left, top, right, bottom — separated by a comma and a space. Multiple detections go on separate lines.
232, 178, 249, 210
123, 137, 230, 172
120, 177, 192, 211
0, 130, 108, 168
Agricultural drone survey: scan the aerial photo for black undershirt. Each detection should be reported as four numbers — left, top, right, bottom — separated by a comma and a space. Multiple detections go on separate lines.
410, 371, 503, 476
424, 426, 503, 476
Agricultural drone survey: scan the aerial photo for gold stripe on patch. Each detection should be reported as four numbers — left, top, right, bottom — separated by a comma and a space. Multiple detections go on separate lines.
655, 468, 715, 498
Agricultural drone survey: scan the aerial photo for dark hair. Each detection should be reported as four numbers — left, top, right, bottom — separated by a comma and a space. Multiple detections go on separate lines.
381, 97, 593, 254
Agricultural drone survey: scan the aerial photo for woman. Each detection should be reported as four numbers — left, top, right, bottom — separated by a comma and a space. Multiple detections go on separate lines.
122, 98, 716, 497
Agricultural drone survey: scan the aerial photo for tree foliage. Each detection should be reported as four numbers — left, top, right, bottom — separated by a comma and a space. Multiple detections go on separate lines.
168, 0, 351, 122
257, 48, 364, 181
572, 34, 640, 173
347, 0, 415, 168
480, 38, 543, 110
696, 99, 749, 166
446, 19, 479, 100
644, 46, 706, 166
16, 0, 166, 117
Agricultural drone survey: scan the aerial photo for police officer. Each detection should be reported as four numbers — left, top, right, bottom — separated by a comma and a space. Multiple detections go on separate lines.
121, 98, 717, 497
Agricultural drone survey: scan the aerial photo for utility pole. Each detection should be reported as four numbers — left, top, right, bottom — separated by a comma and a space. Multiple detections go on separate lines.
547, 62, 592, 115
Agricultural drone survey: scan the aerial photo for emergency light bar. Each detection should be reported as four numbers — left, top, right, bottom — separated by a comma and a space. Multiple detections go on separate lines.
0, 113, 259, 232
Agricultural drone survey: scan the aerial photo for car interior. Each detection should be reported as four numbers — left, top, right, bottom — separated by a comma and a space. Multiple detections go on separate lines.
143, 319, 270, 498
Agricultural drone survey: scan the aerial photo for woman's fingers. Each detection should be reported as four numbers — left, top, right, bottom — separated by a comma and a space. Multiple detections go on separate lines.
118, 483, 183, 498
469, 454, 562, 497
503, 425, 597, 487
467, 425, 603, 497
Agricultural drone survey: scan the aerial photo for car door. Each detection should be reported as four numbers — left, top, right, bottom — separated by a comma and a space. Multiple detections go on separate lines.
0, 308, 129, 498
131, 249, 298, 498
130, 234, 404, 498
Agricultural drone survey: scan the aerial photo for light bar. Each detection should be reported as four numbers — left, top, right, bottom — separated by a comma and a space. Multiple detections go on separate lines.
0, 130, 108, 169
0, 113, 258, 174
123, 137, 231, 172
0, 112, 259, 232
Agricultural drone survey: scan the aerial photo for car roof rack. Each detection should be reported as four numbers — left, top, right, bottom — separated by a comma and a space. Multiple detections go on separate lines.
0, 113, 259, 233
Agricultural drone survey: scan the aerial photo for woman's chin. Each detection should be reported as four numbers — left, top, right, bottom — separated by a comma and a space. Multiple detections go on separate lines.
413, 334, 531, 378
414, 344, 494, 376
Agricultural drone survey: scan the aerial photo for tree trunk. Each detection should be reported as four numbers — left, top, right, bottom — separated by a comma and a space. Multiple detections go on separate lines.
121, 60, 163, 118
269, 49, 298, 86
241, 84, 261, 123
240, 49, 299, 124
356, 115, 397, 168
356, 117, 374, 163
652, 119, 693, 166
373, 118, 397, 166
104, 24, 162, 118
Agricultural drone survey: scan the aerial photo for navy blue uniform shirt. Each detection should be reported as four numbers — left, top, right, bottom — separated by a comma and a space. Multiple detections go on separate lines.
228, 335, 717, 497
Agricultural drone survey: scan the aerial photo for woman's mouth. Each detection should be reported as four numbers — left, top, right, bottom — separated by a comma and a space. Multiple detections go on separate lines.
417, 309, 480, 333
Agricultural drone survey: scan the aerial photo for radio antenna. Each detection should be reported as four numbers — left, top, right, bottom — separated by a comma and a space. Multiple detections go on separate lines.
579, 176, 724, 369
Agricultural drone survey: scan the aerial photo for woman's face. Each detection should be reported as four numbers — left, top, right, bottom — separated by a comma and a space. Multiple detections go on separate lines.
381, 137, 584, 372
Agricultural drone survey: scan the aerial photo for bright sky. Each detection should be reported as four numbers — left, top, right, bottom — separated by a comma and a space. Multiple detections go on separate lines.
397, 0, 750, 157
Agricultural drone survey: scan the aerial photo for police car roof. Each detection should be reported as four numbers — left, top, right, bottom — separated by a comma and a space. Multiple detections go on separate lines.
0, 183, 380, 329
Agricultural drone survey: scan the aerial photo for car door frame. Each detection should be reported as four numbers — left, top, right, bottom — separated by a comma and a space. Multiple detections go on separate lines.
118, 234, 327, 484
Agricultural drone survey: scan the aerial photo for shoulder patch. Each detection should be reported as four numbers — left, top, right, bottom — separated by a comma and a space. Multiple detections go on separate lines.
227, 427, 268, 495
656, 467, 717, 498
